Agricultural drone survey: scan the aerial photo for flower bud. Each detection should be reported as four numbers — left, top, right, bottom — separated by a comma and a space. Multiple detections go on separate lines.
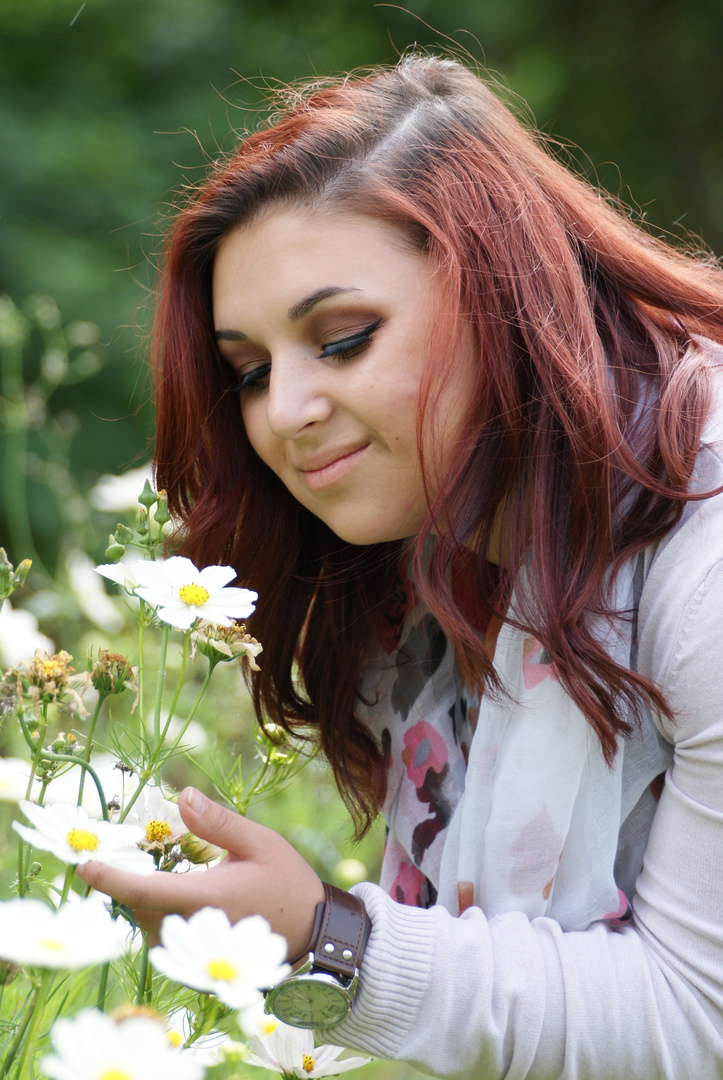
137, 479, 158, 510
136, 507, 149, 536
114, 523, 135, 545
12, 559, 32, 588
104, 535, 126, 562
153, 489, 171, 528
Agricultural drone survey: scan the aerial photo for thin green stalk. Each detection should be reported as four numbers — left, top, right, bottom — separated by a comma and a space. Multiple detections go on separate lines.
135, 939, 149, 1005
162, 658, 217, 758
137, 612, 146, 733
77, 691, 107, 806
158, 631, 191, 743
28, 751, 109, 821
3, 968, 54, 1080
152, 623, 170, 747
96, 962, 110, 1012
58, 865, 76, 907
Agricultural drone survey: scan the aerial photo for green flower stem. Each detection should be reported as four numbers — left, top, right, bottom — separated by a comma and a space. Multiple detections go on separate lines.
29, 751, 110, 821
23, 704, 49, 800
77, 691, 107, 806
162, 657, 218, 758
158, 630, 191, 743
58, 864, 76, 906
17, 706, 48, 896
96, 961, 110, 1012
135, 938, 149, 1005
137, 608, 147, 733
3, 968, 54, 1080
152, 622, 170, 749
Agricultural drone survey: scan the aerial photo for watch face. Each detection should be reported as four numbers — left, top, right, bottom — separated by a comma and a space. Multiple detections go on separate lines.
270, 975, 352, 1029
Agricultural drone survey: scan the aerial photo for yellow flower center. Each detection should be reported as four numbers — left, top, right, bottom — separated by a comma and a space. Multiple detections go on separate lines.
99, 1071, 133, 1080
178, 583, 210, 606
145, 820, 173, 844
303, 1054, 316, 1073
66, 828, 99, 852
166, 1029, 183, 1048
206, 958, 237, 981
38, 938, 64, 952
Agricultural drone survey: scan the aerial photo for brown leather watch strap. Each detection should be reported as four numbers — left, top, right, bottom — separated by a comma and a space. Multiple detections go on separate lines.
306, 882, 371, 979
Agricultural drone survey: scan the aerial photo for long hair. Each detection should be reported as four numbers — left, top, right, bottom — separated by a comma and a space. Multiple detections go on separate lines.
153, 55, 723, 836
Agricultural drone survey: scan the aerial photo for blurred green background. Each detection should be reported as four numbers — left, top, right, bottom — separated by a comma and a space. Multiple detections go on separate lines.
1, 0, 722, 569
0, 5, 721, 1075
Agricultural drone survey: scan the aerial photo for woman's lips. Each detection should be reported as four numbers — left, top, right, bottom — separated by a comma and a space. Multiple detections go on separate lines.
299, 444, 369, 490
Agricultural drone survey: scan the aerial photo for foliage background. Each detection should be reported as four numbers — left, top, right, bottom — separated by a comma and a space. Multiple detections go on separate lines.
0, 2, 722, 1074
1, 0, 722, 570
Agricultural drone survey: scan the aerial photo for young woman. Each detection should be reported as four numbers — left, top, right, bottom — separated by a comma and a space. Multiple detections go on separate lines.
79, 55, 723, 1077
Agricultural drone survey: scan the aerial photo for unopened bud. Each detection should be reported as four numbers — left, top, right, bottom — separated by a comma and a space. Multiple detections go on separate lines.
28, 861, 42, 878
136, 507, 148, 536
137, 479, 158, 510
51, 736, 66, 753
13, 559, 32, 588
114, 523, 134, 544
153, 490, 170, 528
105, 536, 126, 562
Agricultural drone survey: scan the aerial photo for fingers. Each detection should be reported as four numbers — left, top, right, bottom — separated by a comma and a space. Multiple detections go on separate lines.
178, 787, 273, 858
76, 859, 202, 914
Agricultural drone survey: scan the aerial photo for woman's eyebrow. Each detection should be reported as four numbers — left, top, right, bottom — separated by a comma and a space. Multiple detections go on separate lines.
215, 285, 362, 342
287, 286, 361, 322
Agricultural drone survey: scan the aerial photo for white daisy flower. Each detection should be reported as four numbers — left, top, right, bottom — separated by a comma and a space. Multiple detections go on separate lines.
238, 1000, 283, 1039
0, 897, 127, 969
127, 786, 186, 851
0, 599, 54, 668
0, 756, 30, 802
149, 907, 289, 1009
12, 800, 155, 874
132, 556, 257, 631
247, 1022, 372, 1079
95, 558, 147, 594
42, 1008, 204, 1080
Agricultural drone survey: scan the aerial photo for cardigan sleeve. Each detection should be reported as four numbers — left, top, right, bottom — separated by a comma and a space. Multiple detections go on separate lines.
326, 502, 723, 1078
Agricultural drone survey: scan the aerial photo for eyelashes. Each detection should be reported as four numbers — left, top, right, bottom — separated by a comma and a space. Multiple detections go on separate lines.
234, 318, 383, 395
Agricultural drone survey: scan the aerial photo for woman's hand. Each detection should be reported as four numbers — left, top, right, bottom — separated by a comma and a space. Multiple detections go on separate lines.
75, 787, 325, 959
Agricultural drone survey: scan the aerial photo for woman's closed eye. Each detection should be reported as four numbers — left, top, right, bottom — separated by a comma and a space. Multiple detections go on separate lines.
234, 318, 383, 394
316, 318, 382, 361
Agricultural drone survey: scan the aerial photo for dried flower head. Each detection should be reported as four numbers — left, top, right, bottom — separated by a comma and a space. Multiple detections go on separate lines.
192, 621, 263, 670
91, 649, 139, 700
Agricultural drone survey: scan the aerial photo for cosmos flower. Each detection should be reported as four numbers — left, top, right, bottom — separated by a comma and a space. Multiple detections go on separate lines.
12, 800, 155, 874
0, 756, 30, 802
42, 1008, 204, 1080
131, 557, 257, 631
127, 786, 186, 852
0, 897, 127, 969
149, 907, 289, 1009
246, 1022, 372, 1079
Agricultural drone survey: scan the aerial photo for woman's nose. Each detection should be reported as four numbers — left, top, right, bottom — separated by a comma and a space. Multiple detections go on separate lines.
265, 355, 333, 438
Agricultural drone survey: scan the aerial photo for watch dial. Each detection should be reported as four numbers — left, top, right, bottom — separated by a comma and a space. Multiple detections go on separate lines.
272, 977, 351, 1029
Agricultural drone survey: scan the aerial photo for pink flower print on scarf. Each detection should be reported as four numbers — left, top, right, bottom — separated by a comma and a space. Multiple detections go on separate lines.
508, 805, 563, 900
402, 721, 454, 866
522, 636, 558, 689
390, 859, 429, 907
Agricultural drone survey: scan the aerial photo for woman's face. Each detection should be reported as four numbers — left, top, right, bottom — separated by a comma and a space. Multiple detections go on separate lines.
212, 209, 475, 545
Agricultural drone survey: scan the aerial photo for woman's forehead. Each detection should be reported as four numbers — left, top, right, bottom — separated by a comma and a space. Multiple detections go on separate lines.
212, 208, 431, 331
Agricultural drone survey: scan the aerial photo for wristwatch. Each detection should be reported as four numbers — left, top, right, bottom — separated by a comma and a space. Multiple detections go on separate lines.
264, 882, 371, 1029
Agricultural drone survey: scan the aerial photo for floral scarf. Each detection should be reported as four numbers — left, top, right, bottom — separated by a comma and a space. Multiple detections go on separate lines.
358, 551, 672, 930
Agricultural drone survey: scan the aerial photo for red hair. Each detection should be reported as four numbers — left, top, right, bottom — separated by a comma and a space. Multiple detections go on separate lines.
153, 56, 723, 835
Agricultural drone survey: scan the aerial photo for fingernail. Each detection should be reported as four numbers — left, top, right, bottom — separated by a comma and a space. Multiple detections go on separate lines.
186, 787, 208, 814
